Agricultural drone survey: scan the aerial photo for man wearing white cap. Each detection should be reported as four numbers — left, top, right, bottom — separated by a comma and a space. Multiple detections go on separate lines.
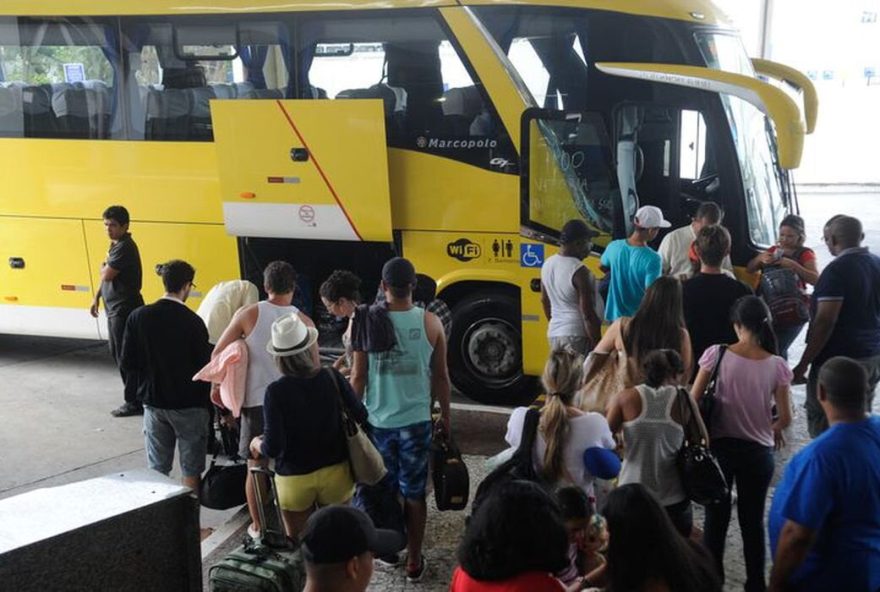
600, 205, 670, 321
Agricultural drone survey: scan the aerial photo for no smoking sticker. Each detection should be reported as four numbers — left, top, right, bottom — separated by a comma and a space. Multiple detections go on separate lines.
298, 205, 316, 226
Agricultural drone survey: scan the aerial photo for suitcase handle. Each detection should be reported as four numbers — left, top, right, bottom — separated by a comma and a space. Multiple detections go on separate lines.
249, 466, 293, 549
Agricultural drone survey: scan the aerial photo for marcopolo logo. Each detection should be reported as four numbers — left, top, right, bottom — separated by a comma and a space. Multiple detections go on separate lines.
416, 136, 498, 150
447, 238, 482, 262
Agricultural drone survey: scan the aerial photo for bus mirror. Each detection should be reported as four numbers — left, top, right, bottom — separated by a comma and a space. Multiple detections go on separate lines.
595, 62, 805, 169
751, 58, 818, 134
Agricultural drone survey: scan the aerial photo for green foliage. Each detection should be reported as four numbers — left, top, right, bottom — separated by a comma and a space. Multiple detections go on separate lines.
0, 45, 112, 84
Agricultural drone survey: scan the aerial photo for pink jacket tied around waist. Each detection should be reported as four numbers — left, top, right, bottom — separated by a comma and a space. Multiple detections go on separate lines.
193, 340, 248, 418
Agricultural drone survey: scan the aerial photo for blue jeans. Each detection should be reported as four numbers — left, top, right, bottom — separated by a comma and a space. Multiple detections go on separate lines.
703, 438, 774, 592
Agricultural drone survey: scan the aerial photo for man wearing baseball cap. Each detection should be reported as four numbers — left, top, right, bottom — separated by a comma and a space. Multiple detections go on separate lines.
600, 205, 670, 321
350, 256, 451, 581
541, 219, 603, 354
302, 505, 406, 592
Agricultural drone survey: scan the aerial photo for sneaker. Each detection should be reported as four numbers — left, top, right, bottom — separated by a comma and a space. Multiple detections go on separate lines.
406, 557, 426, 583
375, 553, 399, 568
247, 524, 260, 541
110, 402, 143, 417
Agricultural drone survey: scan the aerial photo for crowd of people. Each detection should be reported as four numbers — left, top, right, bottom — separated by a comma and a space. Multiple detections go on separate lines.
89, 202, 880, 591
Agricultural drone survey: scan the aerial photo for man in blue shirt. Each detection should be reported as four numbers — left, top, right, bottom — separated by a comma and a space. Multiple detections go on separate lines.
769, 356, 880, 592
600, 205, 668, 321
793, 215, 880, 437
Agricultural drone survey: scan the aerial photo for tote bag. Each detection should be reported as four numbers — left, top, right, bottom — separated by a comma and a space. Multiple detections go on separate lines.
328, 369, 387, 486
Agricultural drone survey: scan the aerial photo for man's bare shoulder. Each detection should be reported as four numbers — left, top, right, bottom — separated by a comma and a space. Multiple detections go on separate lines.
423, 309, 444, 344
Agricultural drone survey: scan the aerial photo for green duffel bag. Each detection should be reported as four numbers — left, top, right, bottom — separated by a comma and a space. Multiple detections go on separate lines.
209, 543, 304, 592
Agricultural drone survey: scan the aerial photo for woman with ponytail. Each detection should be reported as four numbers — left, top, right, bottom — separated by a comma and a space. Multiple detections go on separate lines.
505, 349, 615, 497
607, 349, 696, 537
691, 295, 792, 592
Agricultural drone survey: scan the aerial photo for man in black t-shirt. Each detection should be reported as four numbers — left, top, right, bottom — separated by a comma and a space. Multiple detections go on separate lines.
794, 215, 880, 437
682, 225, 753, 368
90, 205, 144, 417
121, 260, 212, 501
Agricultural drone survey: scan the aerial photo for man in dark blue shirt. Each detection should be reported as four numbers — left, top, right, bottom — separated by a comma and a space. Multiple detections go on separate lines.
769, 357, 880, 592
793, 215, 880, 437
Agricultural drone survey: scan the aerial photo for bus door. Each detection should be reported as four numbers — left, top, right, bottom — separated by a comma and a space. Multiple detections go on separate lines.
210, 100, 392, 242
0, 218, 97, 338
520, 108, 621, 247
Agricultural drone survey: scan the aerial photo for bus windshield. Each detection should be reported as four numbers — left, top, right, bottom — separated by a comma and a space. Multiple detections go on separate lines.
696, 32, 787, 247
719, 94, 787, 247
475, 7, 791, 247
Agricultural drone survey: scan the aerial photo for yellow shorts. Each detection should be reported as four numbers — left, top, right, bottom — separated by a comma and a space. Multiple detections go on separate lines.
274, 462, 354, 512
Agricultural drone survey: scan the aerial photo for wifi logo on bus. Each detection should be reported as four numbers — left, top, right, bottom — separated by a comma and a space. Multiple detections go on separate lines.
447, 238, 481, 262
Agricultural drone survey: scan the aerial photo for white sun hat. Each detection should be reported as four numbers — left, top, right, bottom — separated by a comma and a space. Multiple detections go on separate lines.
266, 313, 319, 357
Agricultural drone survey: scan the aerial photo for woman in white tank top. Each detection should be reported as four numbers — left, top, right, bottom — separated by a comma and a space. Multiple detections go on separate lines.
607, 349, 696, 537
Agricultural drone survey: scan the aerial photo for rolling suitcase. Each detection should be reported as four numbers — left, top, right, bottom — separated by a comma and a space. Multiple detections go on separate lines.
208, 467, 304, 592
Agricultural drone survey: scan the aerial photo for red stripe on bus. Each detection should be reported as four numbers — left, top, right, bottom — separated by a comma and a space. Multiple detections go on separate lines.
274, 101, 364, 241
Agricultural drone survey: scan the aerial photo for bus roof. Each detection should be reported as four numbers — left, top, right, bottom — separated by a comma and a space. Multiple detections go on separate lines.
1, 0, 729, 26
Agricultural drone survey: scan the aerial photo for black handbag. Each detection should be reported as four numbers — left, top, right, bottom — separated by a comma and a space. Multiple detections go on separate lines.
432, 426, 470, 511
469, 408, 544, 520
199, 454, 248, 510
676, 388, 729, 506
698, 345, 727, 429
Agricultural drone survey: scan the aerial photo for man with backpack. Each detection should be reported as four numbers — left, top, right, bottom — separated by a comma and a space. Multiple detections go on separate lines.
793, 215, 880, 437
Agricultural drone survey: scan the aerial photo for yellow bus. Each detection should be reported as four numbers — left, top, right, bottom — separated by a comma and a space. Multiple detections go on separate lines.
0, 1, 816, 404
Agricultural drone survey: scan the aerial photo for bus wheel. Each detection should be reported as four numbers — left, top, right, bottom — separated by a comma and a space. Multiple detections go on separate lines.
448, 292, 538, 406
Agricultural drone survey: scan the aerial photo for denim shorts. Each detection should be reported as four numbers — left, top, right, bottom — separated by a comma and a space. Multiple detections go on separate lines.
370, 421, 433, 500
143, 406, 210, 478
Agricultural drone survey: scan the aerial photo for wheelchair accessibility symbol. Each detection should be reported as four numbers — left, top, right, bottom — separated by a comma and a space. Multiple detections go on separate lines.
520, 243, 544, 268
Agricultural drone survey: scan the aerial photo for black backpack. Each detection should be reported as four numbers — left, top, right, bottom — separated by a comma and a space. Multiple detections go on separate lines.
469, 408, 544, 520
758, 249, 810, 327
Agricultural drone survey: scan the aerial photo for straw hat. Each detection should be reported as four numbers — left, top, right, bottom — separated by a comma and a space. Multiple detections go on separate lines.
266, 313, 319, 357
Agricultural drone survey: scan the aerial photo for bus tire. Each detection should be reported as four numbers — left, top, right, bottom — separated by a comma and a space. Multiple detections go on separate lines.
448, 291, 538, 406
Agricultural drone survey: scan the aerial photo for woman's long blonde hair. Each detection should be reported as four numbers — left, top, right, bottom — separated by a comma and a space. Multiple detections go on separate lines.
540, 349, 584, 482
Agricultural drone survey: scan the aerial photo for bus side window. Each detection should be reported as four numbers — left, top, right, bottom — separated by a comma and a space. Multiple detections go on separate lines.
679, 109, 708, 181
122, 19, 291, 141
299, 12, 517, 173
0, 17, 119, 140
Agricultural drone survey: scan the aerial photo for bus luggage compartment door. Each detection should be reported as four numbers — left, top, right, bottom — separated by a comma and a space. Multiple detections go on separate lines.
211, 100, 392, 242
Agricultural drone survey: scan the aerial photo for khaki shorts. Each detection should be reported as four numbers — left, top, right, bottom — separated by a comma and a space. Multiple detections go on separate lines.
274, 462, 354, 512
239, 406, 264, 460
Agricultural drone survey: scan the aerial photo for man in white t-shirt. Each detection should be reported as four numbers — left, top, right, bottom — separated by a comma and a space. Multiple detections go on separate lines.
541, 219, 603, 355
658, 201, 733, 279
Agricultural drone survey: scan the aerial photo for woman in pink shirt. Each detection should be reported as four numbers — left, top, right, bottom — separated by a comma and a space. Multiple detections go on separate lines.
691, 296, 792, 592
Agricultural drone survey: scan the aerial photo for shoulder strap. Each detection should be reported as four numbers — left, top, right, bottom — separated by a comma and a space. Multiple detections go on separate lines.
677, 388, 707, 444
520, 408, 541, 452
325, 367, 348, 416
708, 345, 727, 389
